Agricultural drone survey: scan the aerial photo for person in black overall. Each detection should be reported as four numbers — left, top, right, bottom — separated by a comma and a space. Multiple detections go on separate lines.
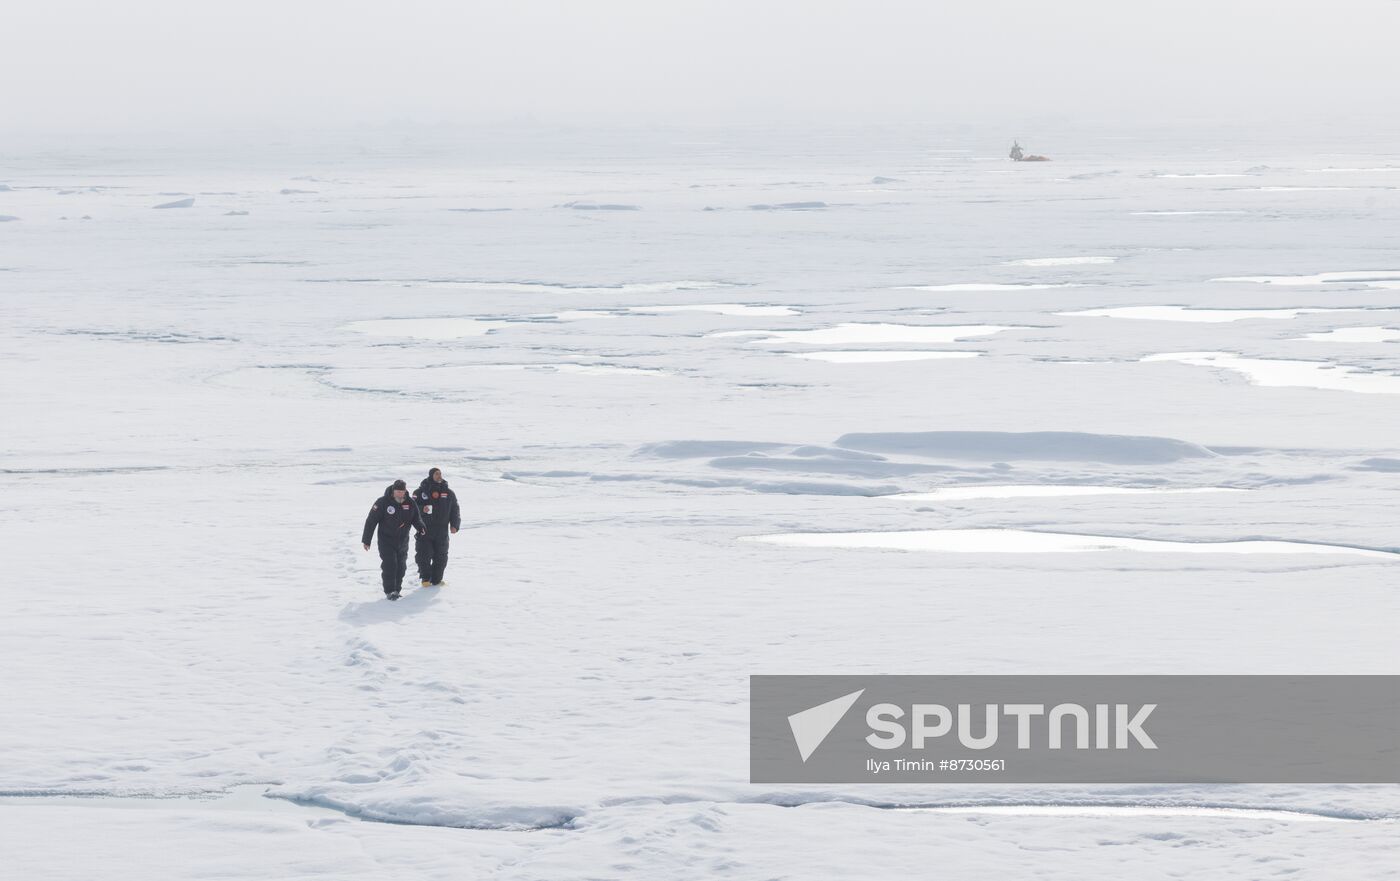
361, 479, 426, 600
414, 467, 461, 587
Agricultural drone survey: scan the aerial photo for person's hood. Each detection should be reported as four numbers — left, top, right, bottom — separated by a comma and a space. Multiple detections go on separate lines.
383, 485, 410, 503
419, 476, 450, 492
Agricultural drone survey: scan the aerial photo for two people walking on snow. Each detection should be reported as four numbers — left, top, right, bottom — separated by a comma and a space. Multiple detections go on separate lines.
361, 469, 461, 600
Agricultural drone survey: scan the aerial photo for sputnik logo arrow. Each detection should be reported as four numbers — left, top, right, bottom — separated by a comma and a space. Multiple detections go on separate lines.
787, 689, 864, 762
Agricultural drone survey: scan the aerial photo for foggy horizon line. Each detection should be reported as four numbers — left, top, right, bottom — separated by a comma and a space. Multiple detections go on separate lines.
8, 112, 1400, 146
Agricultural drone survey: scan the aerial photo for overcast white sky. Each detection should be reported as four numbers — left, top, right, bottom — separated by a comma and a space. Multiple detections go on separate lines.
6, 0, 1399, 133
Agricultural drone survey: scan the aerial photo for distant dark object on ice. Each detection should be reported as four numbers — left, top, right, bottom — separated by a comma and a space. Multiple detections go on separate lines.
748, 201, 828, 211
559, 201, 640, 211
1009, 141, 1050, 162
153, 197, 195, 209
871, 176, 902, 184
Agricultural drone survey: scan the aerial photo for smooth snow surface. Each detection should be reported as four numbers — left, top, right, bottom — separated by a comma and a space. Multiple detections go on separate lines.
536, 309, 619, 321
1003, 256, 1117, 266
629, 303, 799, 316
790, 350, 982, 362
903, 805, 1371, 822
889, 485, 1241, 501
1144, 352, 1400, 394
1214, 270, 1400, 288
341, 279, 739, 294
1300, 326, 1400, 342
1308, 167, 1400, 173
1245, 186, 1362, 192
538, 304, 799, 320
1131, 210, 1248, 216
5, 130, 1400, 879
537, 363, 667, 376
896, 282, 1081, 291
747, 529, 1398, 558
1062, 306, 1341, 323
342, 318, 502, 339
714, 323, 1017, 344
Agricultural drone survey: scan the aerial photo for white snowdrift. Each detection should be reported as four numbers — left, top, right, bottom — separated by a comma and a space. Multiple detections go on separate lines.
713, 324, 1018, 345
1061, 306, 1342, 323
790, 350, 981, 362
1213, 270, 1400, 289
745, 528, 1398, 559
1299, 326, 1400, 343
1003, 256, 1117, 266
1144, 352, 1400, 394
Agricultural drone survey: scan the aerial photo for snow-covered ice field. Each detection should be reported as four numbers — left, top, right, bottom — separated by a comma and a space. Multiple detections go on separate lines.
3, 127, 1399, 878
